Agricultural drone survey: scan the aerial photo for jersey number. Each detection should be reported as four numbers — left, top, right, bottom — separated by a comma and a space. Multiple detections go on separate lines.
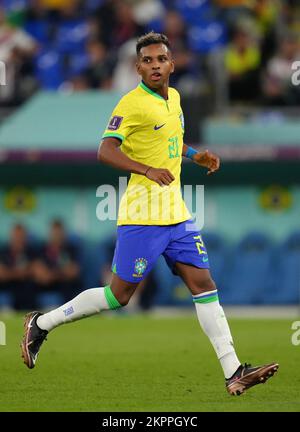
193, 235, 206, 255
168, 136, 179, 159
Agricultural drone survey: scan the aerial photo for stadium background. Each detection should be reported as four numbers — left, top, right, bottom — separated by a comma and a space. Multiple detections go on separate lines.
0, 0, 299, 311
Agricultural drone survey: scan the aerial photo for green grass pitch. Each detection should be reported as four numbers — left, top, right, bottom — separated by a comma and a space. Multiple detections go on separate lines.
1, 313, 300, 412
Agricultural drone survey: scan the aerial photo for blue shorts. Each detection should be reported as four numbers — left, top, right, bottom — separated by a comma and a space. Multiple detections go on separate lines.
111, 219, 210, 283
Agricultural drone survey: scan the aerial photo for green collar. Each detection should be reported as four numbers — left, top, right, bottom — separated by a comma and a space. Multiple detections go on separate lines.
139, 81, 167, 101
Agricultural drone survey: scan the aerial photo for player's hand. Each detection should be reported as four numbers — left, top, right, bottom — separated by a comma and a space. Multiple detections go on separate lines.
193, 150, 220, 175
145, 167, 175, 186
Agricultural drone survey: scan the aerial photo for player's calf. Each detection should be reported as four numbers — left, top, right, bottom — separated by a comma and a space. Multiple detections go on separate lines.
20, 279, 139, 369
20, 285, 127, 368
109, 275, 138, 306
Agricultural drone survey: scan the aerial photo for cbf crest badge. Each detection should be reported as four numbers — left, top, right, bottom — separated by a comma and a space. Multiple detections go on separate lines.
133, 258, 148, 278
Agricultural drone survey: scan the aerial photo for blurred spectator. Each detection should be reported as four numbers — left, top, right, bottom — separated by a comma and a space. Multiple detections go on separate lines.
252, 1, 279, 39
112, 39, 140, 92
0, 7, 37, 105
280, 0, 300, 34
262, 33, 300, 106
0, 224, 37, 310
132, 0, 165, 28
89, 0, 118, 46
93, 0, 145, 49
224, 24, 261, 102
40, 0, 78, 11
162, 10, 195, 88
0, 0, 299, 110
214, 0, 251, 28
111, 1, 146, 48
215, 0, 246, 5
83, 39, 113, 89
66, 74, 90, 91
251, 0, 279, 65
32, 219, 82, 302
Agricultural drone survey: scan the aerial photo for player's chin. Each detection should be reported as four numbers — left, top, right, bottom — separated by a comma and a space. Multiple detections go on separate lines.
148, 75, 164, 86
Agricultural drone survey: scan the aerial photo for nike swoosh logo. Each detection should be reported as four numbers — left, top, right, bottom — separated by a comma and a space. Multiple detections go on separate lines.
28, 314, 37, 329
202, 257, 209, 262
154, 123, 166, 130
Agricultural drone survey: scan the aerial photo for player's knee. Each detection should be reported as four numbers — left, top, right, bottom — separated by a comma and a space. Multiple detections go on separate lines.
112, 287, 134, 306
110, 276, 137, 306
193, 277, 216, 294
116, 294, 131, 307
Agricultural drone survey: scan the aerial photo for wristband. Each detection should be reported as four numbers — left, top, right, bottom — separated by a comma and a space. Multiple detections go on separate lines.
186, 146, 198, 160
144, 166, 151, 177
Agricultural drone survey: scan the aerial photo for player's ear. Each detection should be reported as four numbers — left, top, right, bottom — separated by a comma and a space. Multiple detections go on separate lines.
170, 59, 175, 74
136, 56, 142, 76
136, 61, 142, 76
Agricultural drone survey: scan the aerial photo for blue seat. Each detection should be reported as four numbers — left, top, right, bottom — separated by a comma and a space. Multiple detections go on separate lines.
67, 231, 85, 268
175, 0, 211, 24
145, 19, 164, 34
202, 231, 231, 302
82, 235, 118, 289
0, 292, 13, 308
84, 0, 105, 11
55, 20, 88, 54
202, 232, 227, 283
152, 257, 189, 306
262, 232, 300, 305
3, 0, 27, 12
35, 50, 64, 89
223, 232, 273, 305
24, 20, 51, 45
68, 53, 89, 77
81, 240, 108, 288
188, 20, 227, 53
37, 292, 64, 310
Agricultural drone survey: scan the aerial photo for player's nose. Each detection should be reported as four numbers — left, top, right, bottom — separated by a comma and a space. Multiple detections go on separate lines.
152, 63, 160, 70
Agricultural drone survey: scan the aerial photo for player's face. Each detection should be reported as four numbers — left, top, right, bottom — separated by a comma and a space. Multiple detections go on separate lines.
11, 226, 27, 251
136, 43, 174, 89
50, 225, 65, 246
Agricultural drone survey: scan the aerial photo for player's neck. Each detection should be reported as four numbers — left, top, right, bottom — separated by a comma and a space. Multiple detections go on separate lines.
142, 80, 169, 100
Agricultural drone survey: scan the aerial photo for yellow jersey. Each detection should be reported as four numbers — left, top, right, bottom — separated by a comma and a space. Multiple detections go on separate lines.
102, 81, 191, 225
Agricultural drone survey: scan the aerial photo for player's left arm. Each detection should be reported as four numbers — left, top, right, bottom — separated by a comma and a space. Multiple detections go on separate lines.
182, 143, 220, 175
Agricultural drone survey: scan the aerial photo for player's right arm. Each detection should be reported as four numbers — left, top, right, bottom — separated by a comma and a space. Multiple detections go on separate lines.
98, 138, 175, 186
98, 94, 174, 186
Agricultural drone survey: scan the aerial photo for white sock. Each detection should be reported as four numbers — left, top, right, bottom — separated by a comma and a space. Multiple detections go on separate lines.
37, 285, 121, 332
193, 290, 241, 379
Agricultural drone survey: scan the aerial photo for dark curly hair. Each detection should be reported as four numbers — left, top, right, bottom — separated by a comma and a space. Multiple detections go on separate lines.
136, 32, 171, 56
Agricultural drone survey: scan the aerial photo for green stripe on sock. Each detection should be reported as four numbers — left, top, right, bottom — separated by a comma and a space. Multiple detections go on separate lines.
104, 285, 122, 310
193, 294, 219, 304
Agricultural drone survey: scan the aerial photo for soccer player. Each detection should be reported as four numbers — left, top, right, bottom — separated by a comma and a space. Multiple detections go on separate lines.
21, 32, 278, 396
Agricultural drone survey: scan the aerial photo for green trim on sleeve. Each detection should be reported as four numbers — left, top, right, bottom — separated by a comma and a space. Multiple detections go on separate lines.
104, 285, 122, 310
102, 132, 125, 142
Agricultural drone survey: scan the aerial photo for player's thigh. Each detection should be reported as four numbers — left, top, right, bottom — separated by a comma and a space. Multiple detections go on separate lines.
174, 262, 216, 296
110, 273, 140, 305
112, 225, 169, 285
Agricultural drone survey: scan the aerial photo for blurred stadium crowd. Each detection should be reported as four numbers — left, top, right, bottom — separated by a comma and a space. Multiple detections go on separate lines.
0, 221, 157, 311
1, 0, 299, 311
1, 221, 299, 311
1, 0, 300, 108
